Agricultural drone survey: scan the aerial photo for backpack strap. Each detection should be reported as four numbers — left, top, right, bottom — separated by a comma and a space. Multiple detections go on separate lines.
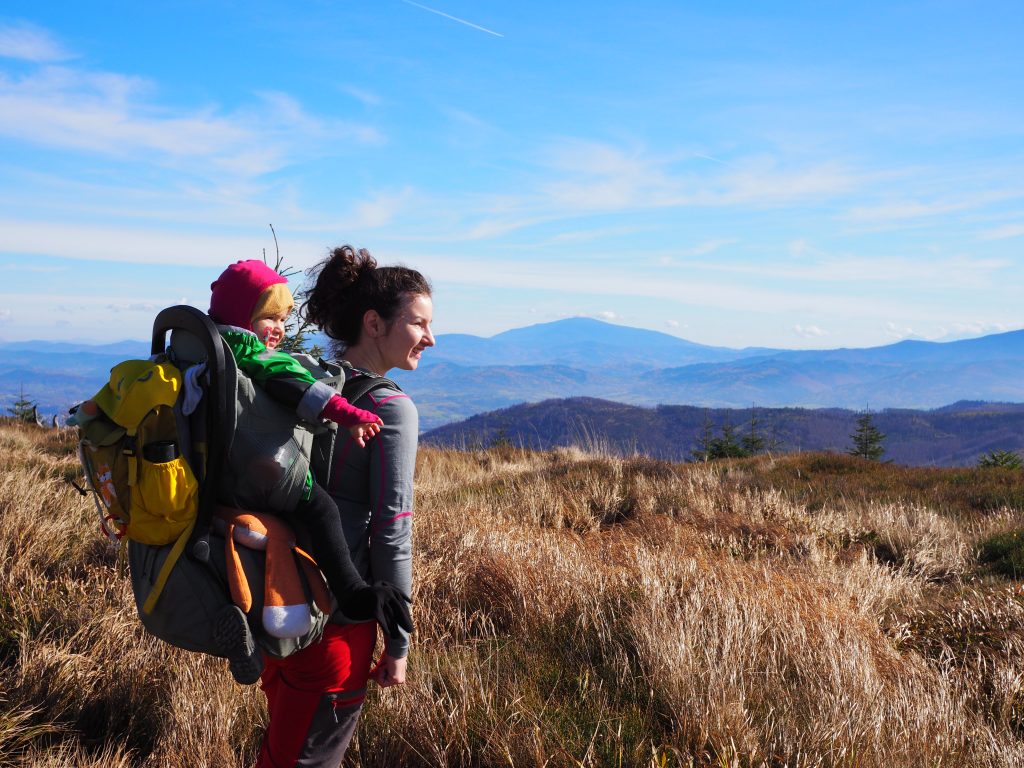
309, 361, 401, 487
340, 366, 401, 404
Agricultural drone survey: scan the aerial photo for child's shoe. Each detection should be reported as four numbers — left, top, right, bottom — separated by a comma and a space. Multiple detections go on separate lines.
214, 604, 263, 685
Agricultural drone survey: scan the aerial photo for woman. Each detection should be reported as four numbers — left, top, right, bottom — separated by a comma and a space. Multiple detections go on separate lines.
255, 245, 434, 767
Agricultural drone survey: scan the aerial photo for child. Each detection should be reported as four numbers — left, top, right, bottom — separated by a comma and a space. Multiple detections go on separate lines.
208, 260, 412, 684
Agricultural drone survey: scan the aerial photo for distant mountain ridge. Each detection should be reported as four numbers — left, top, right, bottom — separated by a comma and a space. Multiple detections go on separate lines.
5, 317, 1024, 430
392, 320, 1024, 430
423, 398, 1024, 468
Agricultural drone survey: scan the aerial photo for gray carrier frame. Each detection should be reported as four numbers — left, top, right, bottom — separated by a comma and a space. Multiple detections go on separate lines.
128, 306, 347, 658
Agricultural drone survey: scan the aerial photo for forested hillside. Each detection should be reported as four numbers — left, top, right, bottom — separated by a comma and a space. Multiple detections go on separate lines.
424, 398, 1024, 466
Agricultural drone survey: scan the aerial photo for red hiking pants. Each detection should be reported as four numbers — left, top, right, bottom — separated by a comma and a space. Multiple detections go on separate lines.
256, 622, 377, 768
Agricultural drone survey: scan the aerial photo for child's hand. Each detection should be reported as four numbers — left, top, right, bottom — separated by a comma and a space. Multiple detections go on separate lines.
348, 419, 383, 448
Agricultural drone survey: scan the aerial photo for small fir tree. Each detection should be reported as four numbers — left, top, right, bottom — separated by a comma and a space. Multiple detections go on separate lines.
977, 450, 1024, 469
741, 408, 766, 456
712, 418, 746, 459
691, 410, 716, 462
7, 383, 39, 423
848, 411, 886, 461
692, 415, 754, 461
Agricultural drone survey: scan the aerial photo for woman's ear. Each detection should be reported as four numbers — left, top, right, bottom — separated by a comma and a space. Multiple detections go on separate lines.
362, 309, 384, 338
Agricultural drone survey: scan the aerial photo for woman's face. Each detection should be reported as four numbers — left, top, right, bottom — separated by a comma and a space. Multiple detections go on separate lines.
379, 293, 435, 372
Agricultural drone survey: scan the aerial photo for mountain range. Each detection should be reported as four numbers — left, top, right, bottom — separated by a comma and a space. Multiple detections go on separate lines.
5, 317, 1024, 433
389, 318, 1024, 430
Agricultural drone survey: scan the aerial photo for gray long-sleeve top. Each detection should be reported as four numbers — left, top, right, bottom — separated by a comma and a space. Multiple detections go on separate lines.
326, 369, 418, 659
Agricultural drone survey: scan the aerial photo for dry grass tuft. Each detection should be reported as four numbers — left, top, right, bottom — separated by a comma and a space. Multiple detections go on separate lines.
3, 425, 1024, 766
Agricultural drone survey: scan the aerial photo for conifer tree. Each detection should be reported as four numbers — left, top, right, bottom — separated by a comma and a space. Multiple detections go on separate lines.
848, 411, 886, 461
741, 408, 766, 456
691, 410, 715, 462
7, 383, 38, 423
977, 449, 1023, 469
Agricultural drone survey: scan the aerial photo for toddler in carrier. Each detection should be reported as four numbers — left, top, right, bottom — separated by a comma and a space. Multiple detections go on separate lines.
208, 259, 412, 684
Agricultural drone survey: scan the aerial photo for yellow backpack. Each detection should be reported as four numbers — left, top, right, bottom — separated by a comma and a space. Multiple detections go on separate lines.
74, 357, 201, 612
76, 357, 199, 545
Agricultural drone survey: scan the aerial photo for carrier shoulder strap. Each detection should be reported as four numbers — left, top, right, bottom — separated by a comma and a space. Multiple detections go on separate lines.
309, 360, 402, 489
336, 360, 401, 404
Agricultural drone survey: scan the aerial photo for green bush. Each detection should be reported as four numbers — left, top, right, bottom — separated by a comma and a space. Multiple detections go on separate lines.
978, 530, 1024, 577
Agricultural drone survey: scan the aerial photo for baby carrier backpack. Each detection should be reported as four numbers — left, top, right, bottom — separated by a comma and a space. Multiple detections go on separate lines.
71, 305, 360, 658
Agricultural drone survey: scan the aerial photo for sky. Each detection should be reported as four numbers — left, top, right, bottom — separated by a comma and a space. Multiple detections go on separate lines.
0, 1, 1022, 349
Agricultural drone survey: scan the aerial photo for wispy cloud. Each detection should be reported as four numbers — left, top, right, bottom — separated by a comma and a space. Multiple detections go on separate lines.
978, 223, 1024, 241
536, 141, 862, 216
884, 321, 918, 340
685, 238, 737, 257
0, 21, 71, 62
793, 324, 827, 338
401, 1, 504, 37
346, 188, 415, 229
107, 302, 162, 313
680, 251, 1010, 291
929, 322, 1013, 341
0, 60, 381, 179
0, 218, 324, 268
340, 84, 382, 107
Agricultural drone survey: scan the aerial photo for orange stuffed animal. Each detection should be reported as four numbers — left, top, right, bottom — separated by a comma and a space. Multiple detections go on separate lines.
216, 506, 333, 639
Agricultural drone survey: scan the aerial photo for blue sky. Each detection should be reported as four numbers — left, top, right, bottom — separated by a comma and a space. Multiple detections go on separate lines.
0, 1, 1021, 349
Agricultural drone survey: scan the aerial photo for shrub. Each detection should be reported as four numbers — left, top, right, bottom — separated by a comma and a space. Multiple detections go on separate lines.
979, 450, 1024, 470
979, 530, 1024, 577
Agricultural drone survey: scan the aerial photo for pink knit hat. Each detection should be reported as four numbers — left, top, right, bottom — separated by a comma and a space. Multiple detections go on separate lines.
209, 260, 289, 330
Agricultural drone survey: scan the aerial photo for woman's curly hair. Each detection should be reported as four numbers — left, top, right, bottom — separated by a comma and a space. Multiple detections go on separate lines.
300, 245, 431, 352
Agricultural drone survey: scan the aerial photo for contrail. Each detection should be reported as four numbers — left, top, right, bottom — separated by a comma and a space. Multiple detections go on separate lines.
401, 0, 504, 37
694, 153, 734, 168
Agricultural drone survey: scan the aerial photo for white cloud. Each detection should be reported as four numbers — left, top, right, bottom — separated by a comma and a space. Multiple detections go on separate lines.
547, 225, 645, 245
844, 187, 1024, 233
884, 321, 917, 340
596, 310, 619, 321
950, 321, 1011, 336
0, 217, 325, 267
930, 321, 1014, 341
665, 320, 680, 329
0, 308, 11, 322
684, 252, 1008, 291
340, 84, 382, 107
793, 324, 826, 338
978, 223, 1024, 241
846, 199, 969, 223
107, 302, 162, 313
0, 62, 381, 179
0, 22, 71, 62
686, 238, 737, 257
347, 188, 415, 229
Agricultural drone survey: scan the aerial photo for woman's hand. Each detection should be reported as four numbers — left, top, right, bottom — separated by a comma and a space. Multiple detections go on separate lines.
373, 654, 407, 688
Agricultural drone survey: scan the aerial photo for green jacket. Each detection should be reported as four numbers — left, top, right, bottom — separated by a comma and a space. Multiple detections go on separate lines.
219, 326, 336, 423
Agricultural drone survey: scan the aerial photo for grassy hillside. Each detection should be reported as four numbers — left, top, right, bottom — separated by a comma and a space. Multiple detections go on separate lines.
3, 420, 1024, 766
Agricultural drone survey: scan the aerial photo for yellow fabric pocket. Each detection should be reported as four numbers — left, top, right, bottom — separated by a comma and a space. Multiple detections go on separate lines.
128, 456, 199, 545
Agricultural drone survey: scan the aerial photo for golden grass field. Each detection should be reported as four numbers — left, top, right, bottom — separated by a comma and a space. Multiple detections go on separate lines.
3, 419, 1024, 767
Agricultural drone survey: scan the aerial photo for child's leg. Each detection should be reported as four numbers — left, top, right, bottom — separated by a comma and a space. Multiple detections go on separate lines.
290, 483, 414, 636
288, 483, 368, 602
213, 603, 263, 685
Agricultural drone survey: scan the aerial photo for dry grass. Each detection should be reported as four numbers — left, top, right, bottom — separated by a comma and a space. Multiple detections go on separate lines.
2, 420, 1024, 766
